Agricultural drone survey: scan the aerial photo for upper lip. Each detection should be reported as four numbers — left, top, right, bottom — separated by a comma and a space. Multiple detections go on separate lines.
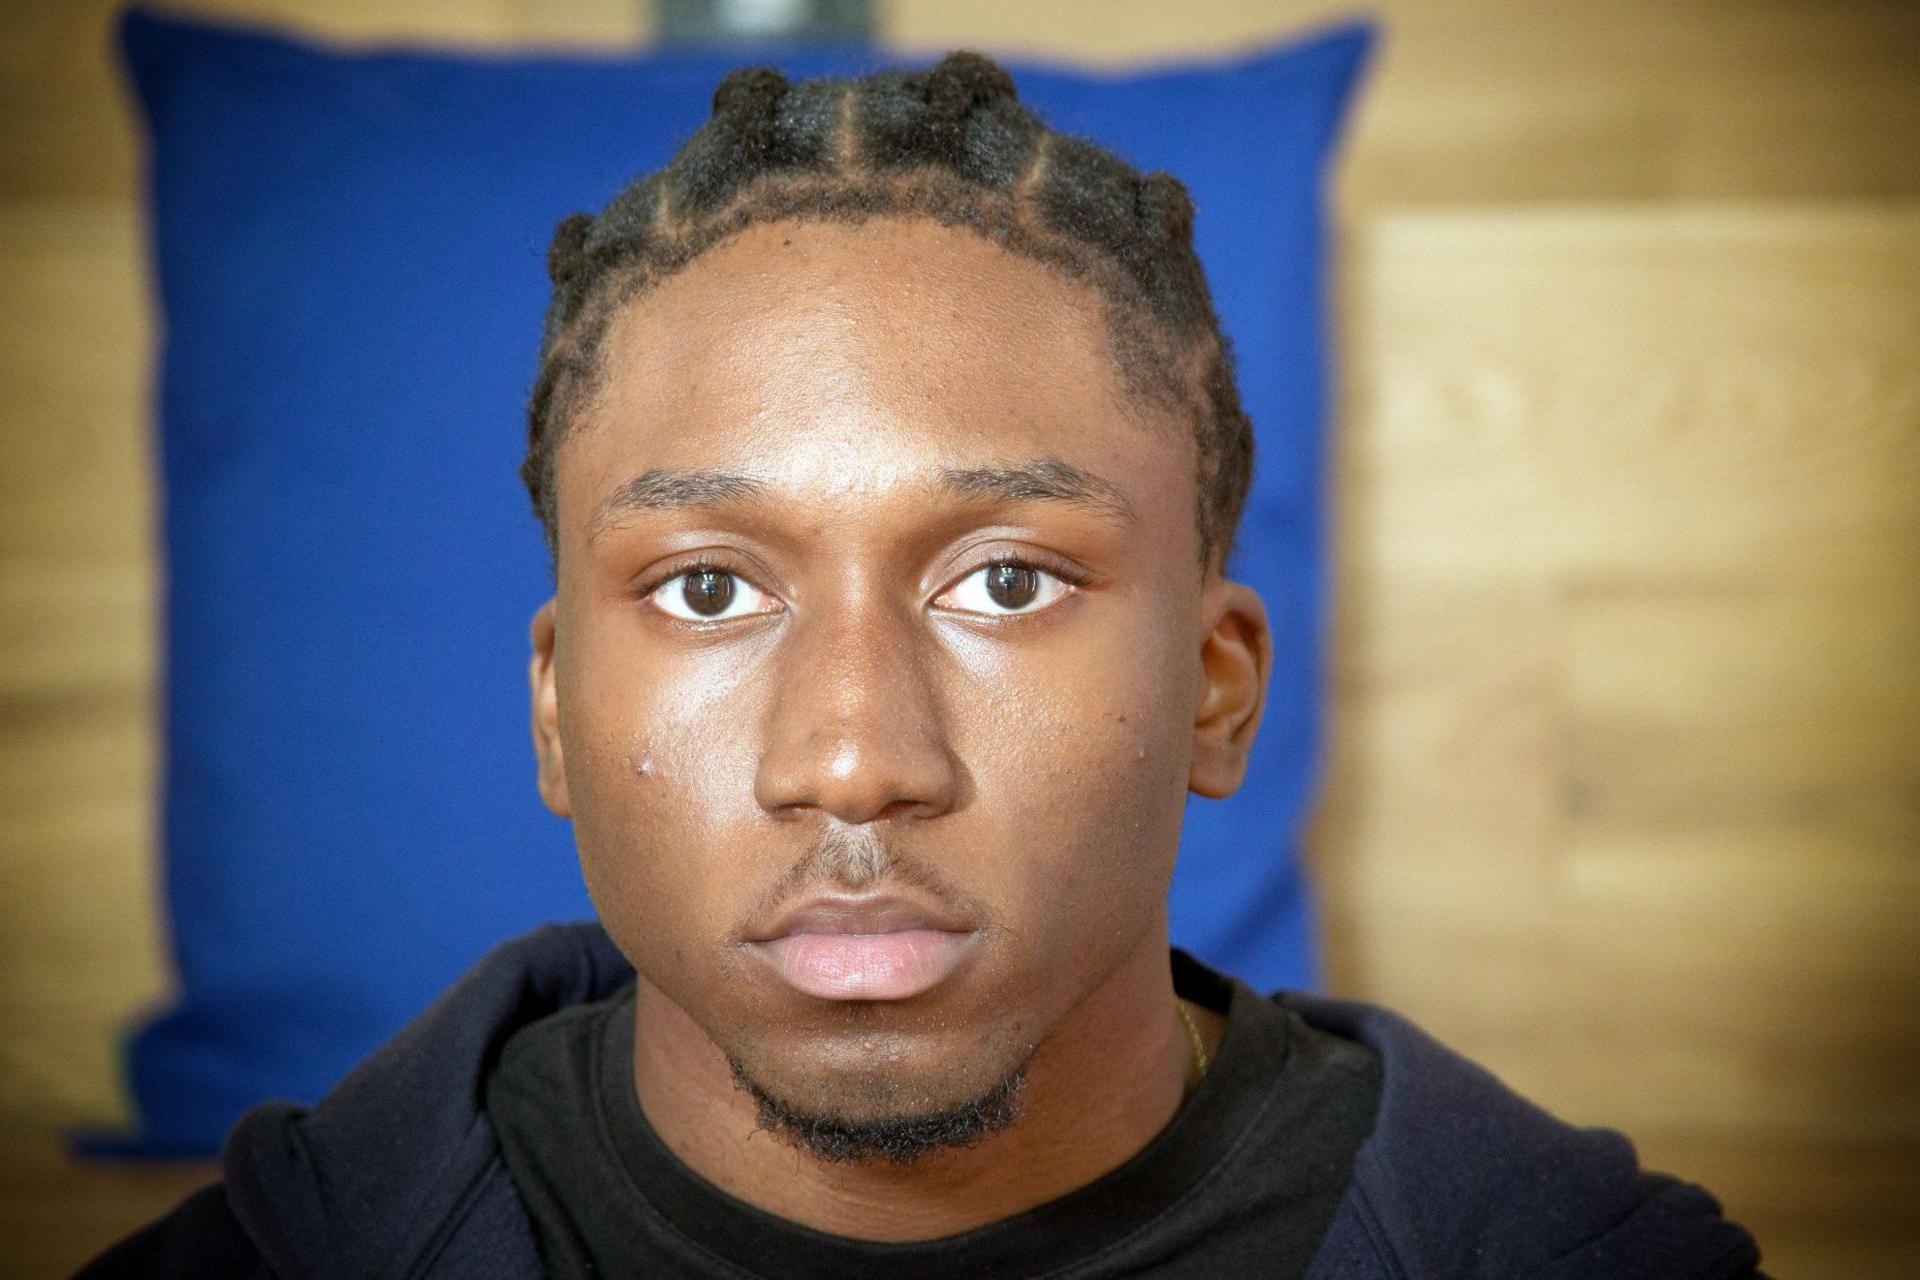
745, 892, 974, 943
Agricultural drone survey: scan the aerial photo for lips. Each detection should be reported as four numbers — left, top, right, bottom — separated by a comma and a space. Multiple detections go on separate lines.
744, 895, 978, 1002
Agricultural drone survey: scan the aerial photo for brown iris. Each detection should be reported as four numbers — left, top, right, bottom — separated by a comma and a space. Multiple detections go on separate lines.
681, 569, 735, 617
985, 563, 1040, 610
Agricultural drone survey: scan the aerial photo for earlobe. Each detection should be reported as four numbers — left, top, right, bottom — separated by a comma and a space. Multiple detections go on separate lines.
1188, 580, 1272, 799
529, 598, 571, 817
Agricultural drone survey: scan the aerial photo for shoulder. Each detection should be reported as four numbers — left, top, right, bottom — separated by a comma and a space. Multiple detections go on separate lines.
1273, 991, 1765, 1280
78, 922, 633, 1279
74, 1184, 270, 1279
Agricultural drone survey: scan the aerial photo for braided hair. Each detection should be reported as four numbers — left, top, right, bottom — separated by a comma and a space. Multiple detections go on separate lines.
524, 51, 1253, 572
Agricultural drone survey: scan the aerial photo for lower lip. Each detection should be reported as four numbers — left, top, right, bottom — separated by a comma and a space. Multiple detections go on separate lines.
751, 929, 975, 1001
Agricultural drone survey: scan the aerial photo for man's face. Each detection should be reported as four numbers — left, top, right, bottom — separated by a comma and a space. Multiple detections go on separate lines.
534, 219, 1261, 1130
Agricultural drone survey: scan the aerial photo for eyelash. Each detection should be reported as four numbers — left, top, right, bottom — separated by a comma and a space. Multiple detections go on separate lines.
634, 556, 747, 601
984, 554, 1092, 593
633, 553, 1091, 619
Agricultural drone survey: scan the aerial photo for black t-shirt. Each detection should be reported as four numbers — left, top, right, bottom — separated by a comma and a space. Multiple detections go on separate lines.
485, 952, 1381, 1278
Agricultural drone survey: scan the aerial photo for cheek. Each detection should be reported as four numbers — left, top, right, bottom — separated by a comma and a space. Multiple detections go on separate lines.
555, 625, 765, 945
949, 614, 1195, 921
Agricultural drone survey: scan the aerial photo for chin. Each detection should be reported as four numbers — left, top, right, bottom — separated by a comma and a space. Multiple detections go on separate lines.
741, 1014, 1028, 1111
725, 1036, 1033, 1165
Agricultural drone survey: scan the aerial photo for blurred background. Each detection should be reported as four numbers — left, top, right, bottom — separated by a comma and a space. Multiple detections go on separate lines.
2, 1, 1915, 1276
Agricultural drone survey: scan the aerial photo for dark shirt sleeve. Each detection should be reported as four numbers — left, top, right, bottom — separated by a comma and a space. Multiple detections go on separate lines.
74, 1183, 273, 1279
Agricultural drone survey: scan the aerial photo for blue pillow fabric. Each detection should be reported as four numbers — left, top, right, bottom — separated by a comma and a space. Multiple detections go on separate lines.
107, 6, 1371, 1156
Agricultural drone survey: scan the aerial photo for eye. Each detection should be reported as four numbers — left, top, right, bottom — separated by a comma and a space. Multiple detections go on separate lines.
647, 567, 779, 623
935, 561, 1076, 617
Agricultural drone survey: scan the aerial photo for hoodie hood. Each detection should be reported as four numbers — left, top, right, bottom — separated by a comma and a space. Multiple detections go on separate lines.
219, 923, 634, 1279
211, 923, 1757, 1279
1287, 992, 1761, 1279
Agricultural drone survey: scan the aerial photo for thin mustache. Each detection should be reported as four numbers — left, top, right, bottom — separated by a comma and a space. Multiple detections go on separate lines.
809, 825, 891, 888
743, 827, 993, 938
767, 826, 904, 902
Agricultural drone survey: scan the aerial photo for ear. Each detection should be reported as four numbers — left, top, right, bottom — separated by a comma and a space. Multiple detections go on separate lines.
529, 597, 571, 817
1188, 578, 1272, 799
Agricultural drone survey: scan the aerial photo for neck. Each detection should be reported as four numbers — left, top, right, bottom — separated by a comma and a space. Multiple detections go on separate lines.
630, 940, 1198, 1242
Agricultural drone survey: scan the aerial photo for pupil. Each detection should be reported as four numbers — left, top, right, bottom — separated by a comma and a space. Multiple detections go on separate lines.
682, 570, 733, 616
986, 564, 1039, 610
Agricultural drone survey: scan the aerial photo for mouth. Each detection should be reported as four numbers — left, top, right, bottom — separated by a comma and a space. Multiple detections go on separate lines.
743, 895, 980, 1002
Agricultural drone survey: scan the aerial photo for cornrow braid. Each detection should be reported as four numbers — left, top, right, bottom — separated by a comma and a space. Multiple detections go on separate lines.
523, 51, 1254, 572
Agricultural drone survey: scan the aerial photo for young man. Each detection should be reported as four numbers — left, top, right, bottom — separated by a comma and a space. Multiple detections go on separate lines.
88, 53, 1763, 1278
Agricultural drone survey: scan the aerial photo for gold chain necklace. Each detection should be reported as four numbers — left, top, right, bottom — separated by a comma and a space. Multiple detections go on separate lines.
1175, 998, 1210, 1081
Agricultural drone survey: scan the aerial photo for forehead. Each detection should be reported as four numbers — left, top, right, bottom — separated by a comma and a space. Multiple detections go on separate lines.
558, 218, 1192, 535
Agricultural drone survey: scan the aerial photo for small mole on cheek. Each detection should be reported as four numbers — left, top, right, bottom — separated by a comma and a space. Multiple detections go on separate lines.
626, 733, 659, 780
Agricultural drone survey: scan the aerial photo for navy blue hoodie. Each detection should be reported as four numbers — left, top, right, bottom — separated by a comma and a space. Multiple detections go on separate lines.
82, 922, 1762, 1278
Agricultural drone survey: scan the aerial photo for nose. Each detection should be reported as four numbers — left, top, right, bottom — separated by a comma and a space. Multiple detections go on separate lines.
753, 597, 960, 825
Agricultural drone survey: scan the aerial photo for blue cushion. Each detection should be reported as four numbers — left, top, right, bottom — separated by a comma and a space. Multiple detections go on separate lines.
107, 5, 1371, 1155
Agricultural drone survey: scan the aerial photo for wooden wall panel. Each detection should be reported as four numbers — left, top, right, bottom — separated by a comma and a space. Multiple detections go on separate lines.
1, 0, 1916, 1274
1339, 208, 1920, 584
888, 1, 1920, 203
1315, 208, 1920, 1273
0, 203, 162, 1127
0, 201, 177, 1276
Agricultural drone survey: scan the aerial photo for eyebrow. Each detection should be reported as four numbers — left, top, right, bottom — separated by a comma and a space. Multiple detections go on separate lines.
589, 468, 770, 538
588, 456, 1132, 539
935, 457, 1134, 524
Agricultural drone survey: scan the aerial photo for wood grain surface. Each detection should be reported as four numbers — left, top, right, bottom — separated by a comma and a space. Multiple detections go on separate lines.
1, 1, 1915, 1275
